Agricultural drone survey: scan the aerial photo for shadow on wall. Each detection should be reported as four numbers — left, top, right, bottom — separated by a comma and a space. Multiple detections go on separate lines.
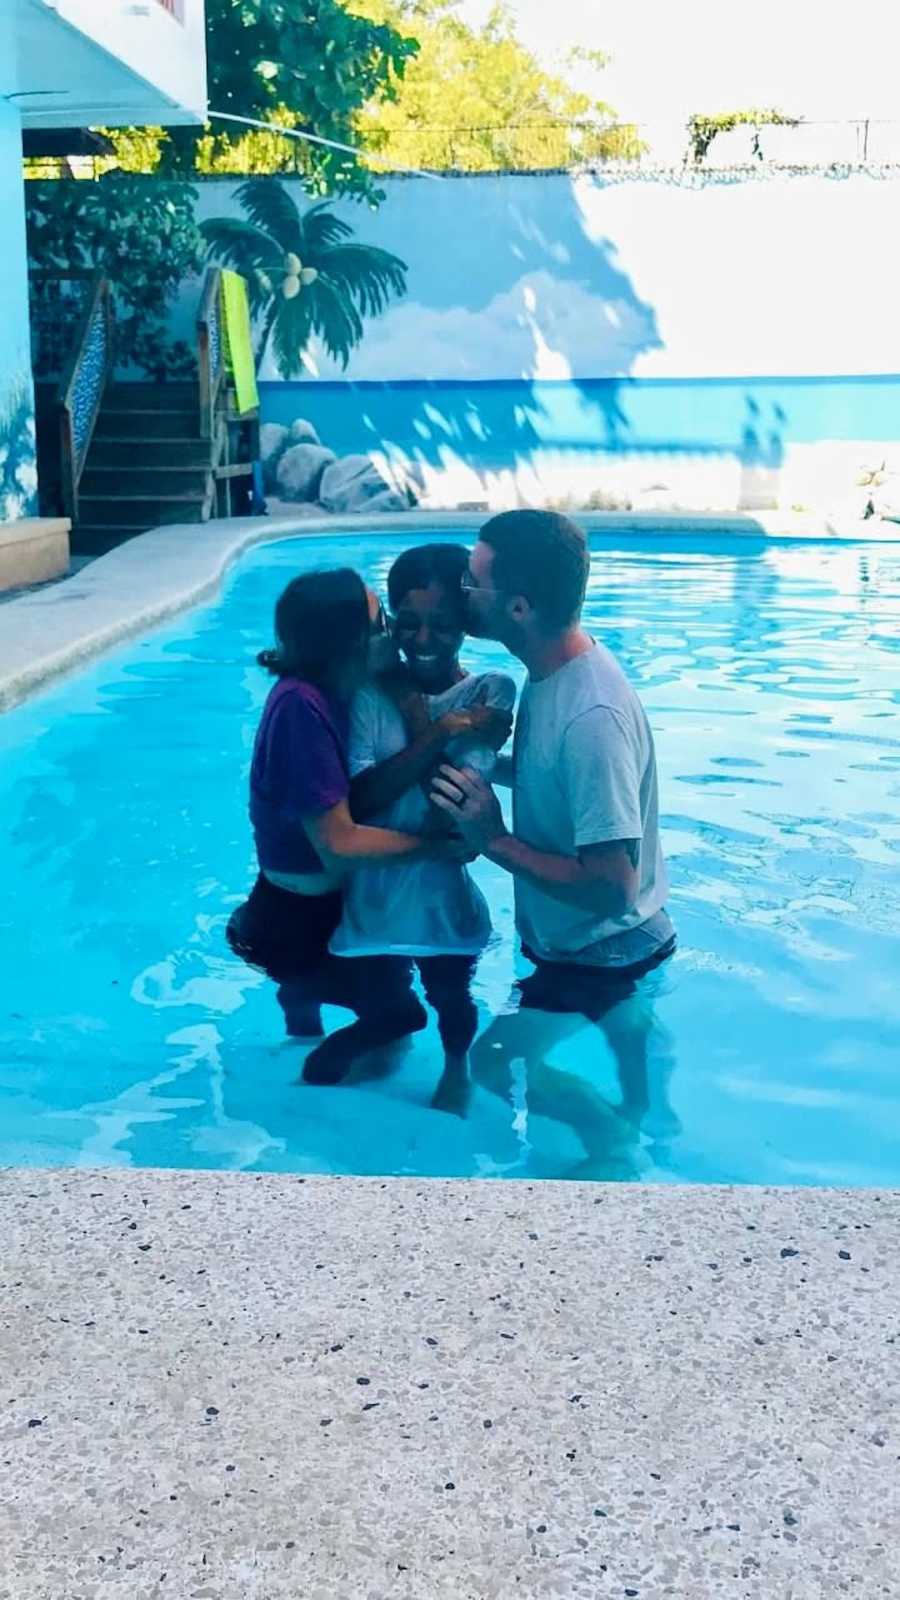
257, 174, 664, 503
256, 175, 803, 510
267, 172, 667, 387
0, 376, 38, 521
738, 397, 786, 511
261, 376, 795, 513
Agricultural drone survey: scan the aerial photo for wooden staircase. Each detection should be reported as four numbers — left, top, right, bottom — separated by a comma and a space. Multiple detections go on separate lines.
76, 382, 215, 554
31, 267, 258, 558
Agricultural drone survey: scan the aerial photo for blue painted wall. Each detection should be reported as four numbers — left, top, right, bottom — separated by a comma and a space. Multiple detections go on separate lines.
261, 373, 900, 468
0, 77, 36, 522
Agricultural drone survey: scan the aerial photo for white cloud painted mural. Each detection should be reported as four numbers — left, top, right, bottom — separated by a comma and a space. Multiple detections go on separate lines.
190, 168, 900, 513
265, 271, 661, 384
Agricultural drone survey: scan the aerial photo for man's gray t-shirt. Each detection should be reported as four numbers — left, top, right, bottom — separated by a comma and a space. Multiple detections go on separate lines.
512, 641, 672, 967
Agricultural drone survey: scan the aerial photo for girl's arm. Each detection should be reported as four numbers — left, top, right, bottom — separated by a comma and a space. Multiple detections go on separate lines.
350, 706, 511, 820
350, 714, 459, 822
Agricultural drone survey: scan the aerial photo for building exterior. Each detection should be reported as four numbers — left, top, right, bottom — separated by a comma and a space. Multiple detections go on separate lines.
0, 0, 207, 548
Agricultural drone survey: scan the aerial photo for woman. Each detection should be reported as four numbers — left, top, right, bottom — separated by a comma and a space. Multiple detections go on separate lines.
227, 566, 466, 1040
301, 544, 516, 1107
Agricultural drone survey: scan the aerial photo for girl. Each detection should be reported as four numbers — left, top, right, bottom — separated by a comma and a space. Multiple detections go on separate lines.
302, 544, 516, 1110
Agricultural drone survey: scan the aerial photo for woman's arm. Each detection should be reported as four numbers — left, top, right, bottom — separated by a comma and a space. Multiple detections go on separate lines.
304, 798, 470, 874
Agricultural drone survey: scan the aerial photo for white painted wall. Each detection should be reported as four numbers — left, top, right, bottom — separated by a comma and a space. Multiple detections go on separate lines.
187, 170, 900, 384
220, 169, 898, 384
572, 173, 900, 381
12, 0, 207, 126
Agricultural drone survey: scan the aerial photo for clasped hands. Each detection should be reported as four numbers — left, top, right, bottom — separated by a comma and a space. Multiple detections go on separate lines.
430, 765, 506, 857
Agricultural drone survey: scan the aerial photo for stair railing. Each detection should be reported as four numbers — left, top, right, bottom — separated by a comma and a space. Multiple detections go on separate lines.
59, 272, 113, 524
197, 266, 225, 441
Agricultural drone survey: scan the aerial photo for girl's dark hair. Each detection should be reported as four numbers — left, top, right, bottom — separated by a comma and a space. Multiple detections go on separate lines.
387, 542, 468, 620
258, 567, 369, 684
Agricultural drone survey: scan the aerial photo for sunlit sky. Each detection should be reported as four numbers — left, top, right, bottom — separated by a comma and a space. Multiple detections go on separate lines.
457, 0, 900, 123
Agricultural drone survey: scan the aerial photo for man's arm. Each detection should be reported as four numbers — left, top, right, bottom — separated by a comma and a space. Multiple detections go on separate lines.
430, 767, 639, 915
487, 830, 639, 915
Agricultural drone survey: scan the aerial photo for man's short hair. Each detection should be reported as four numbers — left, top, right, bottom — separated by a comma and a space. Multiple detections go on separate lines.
479, 510, 589, 630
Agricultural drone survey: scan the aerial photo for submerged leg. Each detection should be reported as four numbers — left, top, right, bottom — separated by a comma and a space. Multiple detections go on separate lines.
226, 878, 342, 1043
471, 1004, 641, 1178
598, 992, 681, 1143
418, 956, 479, 1117
302, 956, 427, 1086
275, 978, 325, 1040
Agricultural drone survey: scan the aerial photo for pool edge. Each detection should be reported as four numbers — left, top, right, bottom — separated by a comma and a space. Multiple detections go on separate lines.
3, 1165, 896, 1596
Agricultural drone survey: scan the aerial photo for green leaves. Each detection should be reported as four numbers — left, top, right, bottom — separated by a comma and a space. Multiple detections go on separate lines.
25, 177, 204, 377
351, 0, 637, 170
687, 109, 801, 164
105, 0, 418, 200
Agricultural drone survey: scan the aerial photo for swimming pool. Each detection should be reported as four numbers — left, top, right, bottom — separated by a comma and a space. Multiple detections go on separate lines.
2, 531, 899, 1184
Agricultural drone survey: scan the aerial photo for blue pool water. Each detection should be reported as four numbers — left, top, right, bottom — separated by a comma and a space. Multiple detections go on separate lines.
1, 532, 899, 1184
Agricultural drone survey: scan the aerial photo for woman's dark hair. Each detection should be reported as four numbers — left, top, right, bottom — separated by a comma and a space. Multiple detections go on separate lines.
479, 510, 589, 630
258, 567, 369, 683
387, 542, 468, 620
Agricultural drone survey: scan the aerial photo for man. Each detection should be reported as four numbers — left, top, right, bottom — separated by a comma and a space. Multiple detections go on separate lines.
431, 510, 678, 1170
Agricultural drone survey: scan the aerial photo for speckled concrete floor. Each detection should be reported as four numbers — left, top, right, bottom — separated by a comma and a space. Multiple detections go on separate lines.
1, 1170, 897, 1599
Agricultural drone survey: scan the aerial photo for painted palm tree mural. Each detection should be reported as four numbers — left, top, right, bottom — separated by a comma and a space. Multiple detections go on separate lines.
202, 179, 407, 378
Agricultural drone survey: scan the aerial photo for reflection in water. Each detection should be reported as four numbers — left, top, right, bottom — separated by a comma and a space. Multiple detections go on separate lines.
0, 534, 899, 1184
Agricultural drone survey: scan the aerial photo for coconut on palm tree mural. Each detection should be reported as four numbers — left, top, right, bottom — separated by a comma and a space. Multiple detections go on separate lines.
201, 179, 407, 378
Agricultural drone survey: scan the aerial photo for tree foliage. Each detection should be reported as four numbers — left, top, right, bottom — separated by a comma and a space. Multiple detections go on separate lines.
102, 0, 636, 182
106, 0, 419, 199
687, 108, 801, 164
26, 177, 203, 376
349, 0, 640, 170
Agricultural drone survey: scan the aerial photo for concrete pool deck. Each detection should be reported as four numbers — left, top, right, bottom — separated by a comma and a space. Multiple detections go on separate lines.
2, 507, 899, 711
2, 1168, 897, 1599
